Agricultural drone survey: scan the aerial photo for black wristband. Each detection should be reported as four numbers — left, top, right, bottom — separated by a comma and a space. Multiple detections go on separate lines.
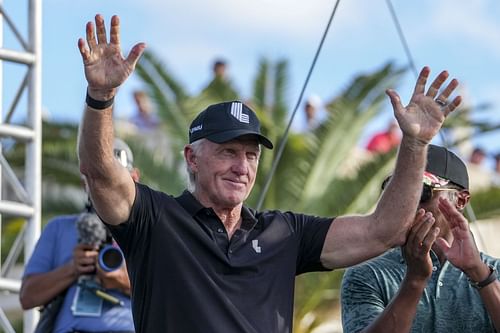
86, 91, 115, 110
469, 264, 498, 290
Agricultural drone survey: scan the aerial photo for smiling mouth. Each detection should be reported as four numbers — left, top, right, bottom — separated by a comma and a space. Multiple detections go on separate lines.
224, 179, 246, 186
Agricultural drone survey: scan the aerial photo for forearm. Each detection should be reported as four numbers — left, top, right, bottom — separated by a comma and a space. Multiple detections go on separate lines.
78, 90, 135, 224
78, 92, 116, 179
479, 280, 500, 331
362, 276, 426, 333
19, 262, 77, 309
467, 264, 500, 331
372, 136, 427, 246
99, 267, 132, 296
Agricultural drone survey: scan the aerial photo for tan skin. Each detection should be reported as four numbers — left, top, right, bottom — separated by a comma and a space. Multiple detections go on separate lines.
359, 190, 500, 332
20, 244, 131, 310
184, 136, 260, 238
78, 15, 461, 271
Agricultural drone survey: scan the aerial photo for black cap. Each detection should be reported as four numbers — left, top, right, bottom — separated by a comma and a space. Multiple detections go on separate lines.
426, 144, 469, 189
188, 101, 273, 149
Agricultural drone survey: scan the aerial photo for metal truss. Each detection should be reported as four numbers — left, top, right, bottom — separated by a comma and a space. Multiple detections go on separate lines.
0, 0, 42, 332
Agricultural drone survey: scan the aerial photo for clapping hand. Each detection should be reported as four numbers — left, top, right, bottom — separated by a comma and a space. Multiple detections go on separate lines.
403, 209, 439, 283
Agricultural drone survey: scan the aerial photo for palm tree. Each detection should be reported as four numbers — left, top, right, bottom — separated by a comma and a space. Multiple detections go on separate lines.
99, 51, 500, 332
132, 53, 409, 332
4, 50, 500, 333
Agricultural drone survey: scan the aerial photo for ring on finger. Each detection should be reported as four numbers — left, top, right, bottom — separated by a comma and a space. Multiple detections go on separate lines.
435, 99, 447, 107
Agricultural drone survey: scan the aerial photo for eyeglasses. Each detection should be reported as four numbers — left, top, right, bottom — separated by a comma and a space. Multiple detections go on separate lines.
420, 184, 457, 203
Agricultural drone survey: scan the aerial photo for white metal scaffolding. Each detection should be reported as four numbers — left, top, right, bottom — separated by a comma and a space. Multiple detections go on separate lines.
0, 0, 42, 332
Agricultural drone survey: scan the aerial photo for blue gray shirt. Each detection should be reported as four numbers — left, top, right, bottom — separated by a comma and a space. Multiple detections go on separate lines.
341, 248, 499, 333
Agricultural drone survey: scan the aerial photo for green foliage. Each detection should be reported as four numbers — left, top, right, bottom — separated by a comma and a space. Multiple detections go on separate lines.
5, 48, 500, 333
468, 187, 500, 220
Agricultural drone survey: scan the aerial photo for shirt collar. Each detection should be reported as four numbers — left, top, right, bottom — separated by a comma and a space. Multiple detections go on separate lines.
176, 190, 205, 216
175, 190, 258, 229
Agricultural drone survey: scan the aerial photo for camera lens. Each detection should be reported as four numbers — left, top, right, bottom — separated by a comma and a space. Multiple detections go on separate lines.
98, 245, 124, 272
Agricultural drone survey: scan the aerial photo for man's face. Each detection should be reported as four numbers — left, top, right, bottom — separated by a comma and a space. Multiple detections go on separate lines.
189, 136, 260, 209
418, 184, 469, 235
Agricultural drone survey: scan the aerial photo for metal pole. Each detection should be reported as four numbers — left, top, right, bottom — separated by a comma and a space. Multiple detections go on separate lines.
23, 0, 42, 331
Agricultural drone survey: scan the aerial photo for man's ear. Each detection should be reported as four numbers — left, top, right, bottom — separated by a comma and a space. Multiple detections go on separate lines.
456, 190, 470, 210
184, 145, 198, 172
130, 168, 141, 182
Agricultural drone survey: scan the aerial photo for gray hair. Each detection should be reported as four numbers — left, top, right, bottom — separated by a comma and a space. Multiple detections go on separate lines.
185, 139, 207, 192
185, 138, 262, 193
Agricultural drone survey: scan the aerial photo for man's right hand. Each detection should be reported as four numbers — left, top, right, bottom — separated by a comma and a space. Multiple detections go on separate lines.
77, 14, 146, 101
72, 243, 99, 276
403, 209, 440, 283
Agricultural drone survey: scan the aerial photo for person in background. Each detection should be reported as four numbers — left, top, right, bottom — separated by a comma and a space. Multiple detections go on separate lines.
200, 58, 239, 100
77, 14, 462, 333
341, 145, 500, 333
469, 147, 486, 166
366, 120, 401, 154
129, 90, 159, 131
304, 94, 323, 131
20, 138, 138, 333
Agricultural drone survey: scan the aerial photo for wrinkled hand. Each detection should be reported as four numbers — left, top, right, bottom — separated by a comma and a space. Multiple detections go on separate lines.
77, 14, 146, 100
72, 243, 98, 276
435, 198, 488, 281
403, 209, 439, 282
386, 67, 462, 144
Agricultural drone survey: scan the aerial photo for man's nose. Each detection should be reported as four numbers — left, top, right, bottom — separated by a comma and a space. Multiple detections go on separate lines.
232, 155, 249, 175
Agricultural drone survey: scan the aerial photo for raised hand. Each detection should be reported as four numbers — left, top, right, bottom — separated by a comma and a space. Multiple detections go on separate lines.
386, 67, 462, 144
403, 209, 439, 282
435, 197, 490, 281
78, 15, 146, 100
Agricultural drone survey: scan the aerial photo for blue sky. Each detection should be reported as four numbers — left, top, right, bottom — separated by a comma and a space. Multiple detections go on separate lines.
4, 0, 500, 166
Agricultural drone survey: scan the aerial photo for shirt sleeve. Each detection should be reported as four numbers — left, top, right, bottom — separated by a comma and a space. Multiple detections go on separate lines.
106, 183, 162, 257
341, 265, 386, 333
23, 220, 60, 277
283, 212, 333, 274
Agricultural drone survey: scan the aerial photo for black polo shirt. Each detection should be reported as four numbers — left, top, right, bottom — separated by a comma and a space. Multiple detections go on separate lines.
108, 183, 333, 333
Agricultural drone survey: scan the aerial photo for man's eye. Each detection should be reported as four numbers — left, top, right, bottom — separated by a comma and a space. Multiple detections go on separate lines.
247, 153, 258, 161
223, 149, 236, 156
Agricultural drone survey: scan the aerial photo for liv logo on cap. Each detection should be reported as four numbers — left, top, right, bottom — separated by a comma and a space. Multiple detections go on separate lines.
230, 102, 249, 124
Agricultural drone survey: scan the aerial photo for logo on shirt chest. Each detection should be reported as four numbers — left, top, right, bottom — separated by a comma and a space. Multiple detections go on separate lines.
252, 239, 261, 253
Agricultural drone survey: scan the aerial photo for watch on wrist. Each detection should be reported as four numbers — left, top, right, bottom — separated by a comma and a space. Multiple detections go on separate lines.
469, 264, 498, 290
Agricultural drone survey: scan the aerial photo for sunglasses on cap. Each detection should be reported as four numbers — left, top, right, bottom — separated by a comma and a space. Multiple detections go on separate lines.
420, 184, 458, 203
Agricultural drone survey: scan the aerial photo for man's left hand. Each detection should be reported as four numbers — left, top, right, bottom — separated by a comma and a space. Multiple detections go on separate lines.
435, 197, 490, 282
386, 67, 462, 145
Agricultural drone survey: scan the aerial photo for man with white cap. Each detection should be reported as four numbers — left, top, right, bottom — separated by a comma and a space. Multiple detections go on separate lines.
77, 14, 462, 333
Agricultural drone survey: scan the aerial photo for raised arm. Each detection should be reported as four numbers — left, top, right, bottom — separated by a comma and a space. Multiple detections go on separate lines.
77, 15, 145, 225
321, 67, 462, 269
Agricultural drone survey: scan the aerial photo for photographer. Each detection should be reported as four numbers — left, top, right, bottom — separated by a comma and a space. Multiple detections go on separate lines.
19, 138, 138, 333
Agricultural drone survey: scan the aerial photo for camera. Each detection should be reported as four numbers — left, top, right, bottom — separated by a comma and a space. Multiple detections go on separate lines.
76, 212, 124, 273
98, 244, 124, 272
